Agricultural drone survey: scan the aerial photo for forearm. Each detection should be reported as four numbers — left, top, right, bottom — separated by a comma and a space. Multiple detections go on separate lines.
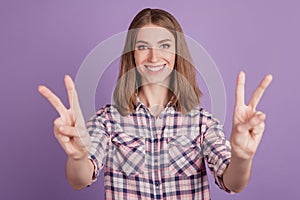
66, 156, 94, 190
223, 155, 253, 193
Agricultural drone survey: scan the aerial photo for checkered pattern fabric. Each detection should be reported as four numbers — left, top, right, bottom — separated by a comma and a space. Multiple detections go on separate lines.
87, 101, 231, 199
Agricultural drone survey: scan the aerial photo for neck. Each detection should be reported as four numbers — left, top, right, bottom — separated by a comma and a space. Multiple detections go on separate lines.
138, 84, 171, 114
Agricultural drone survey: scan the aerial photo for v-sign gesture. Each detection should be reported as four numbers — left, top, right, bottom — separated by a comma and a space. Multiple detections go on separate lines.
230, 71, 273, 160
38, 75, 91, 160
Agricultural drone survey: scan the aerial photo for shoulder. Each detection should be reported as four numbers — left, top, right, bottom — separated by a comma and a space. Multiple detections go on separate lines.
188, 106, 214, 118
188, 107, 222, 127
95, 104, 118, 115
87, 104, 119, 123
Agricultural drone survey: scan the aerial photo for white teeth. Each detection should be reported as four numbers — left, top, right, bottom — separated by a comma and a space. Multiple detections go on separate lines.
146, 65, 164, 72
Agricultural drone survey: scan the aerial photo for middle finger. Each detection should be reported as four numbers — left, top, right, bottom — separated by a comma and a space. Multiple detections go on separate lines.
248, 74, 273, 110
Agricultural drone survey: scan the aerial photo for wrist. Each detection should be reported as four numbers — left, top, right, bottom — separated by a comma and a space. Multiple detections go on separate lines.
68, 152, 89, 162
231, 149, 254, 162
229, 152, 254, 174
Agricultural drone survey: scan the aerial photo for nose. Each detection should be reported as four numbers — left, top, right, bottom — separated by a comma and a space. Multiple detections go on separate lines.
148, 47, 160, 63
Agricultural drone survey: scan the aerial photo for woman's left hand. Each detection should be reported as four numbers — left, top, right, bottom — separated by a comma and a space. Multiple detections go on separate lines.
230, 71, 273, 160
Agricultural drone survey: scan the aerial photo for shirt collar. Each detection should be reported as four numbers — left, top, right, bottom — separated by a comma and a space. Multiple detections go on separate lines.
134, 94, 175, 112
134, 95, 143, 111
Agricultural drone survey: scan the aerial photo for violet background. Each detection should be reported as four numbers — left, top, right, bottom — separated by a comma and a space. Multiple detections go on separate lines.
1, 0, 299, 199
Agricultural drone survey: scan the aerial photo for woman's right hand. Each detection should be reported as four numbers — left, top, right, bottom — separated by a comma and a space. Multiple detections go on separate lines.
38, 75, 91, 160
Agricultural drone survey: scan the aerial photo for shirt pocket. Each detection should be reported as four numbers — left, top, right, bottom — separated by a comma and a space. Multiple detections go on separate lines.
167, 134, 203, 176
110, 132, 145, 176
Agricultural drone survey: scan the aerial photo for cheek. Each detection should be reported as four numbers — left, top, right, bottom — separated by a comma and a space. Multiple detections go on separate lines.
134, 52, 145, 66
166, 53, 176, 66
133, 52, 139, 65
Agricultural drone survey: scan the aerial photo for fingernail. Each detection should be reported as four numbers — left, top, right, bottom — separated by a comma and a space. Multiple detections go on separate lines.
38, 85, 43, 91
268, 74, 273, 81
257, 112, 265, 119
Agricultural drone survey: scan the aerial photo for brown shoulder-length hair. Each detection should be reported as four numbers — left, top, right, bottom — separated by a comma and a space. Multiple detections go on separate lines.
113, 8, 202, 115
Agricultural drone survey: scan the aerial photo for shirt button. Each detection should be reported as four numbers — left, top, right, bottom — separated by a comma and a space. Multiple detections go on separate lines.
155, 181, 160, 187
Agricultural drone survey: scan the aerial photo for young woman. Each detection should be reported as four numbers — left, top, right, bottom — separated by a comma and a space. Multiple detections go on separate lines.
38, 8, 272, 199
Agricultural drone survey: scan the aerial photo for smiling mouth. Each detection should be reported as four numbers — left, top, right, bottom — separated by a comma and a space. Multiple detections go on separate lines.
145, 64, 165, 72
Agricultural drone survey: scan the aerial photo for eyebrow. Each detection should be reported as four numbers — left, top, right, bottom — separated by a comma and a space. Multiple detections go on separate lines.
135, 39, 173, 45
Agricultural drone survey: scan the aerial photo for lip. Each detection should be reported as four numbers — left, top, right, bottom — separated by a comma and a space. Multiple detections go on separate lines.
145, 64, 166, 72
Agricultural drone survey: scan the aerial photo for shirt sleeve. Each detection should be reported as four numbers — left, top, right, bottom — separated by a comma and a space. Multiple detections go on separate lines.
200, 109, 232, 193
86, 107, 110, 183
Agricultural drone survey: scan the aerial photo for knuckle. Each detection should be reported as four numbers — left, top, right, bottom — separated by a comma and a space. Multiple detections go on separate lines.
53, 117, 63, 126
259, 122, 265, 128
53, 131, 60, 139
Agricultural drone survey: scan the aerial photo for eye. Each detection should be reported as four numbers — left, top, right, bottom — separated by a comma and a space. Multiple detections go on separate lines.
160, 43, 171, 49
136, 45, 148, 50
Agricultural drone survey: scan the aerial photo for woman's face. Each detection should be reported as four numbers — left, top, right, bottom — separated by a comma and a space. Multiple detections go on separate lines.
134, 24, 176, 86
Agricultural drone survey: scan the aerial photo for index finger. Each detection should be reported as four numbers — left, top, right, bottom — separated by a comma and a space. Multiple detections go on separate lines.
64, 75, 75, 109
38, 85, 68, 116
235, 71, 246, 108
248, 74, 273, 110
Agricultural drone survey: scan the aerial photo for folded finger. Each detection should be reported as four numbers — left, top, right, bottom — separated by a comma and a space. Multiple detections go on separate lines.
251, 122, 265, 135
59, 126, 80, 138
236, 112, 266, 133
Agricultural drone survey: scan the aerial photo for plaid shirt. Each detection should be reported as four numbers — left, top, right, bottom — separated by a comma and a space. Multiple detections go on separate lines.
87, 101, 231, 199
